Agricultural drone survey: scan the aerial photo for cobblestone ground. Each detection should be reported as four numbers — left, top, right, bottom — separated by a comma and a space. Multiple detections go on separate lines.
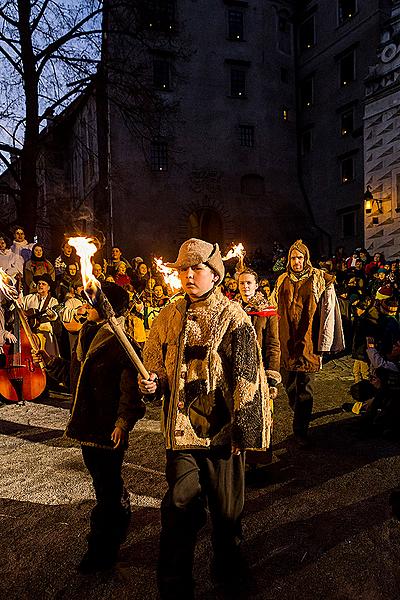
1, 356, 400, 599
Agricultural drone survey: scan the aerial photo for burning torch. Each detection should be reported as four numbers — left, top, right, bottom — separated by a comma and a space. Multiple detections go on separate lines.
68, 237, 149, 380
222, 243, 246, 271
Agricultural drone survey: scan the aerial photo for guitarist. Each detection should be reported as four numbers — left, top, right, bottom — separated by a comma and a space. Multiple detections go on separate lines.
19, 274, 60, 356
58, 281, 90, 355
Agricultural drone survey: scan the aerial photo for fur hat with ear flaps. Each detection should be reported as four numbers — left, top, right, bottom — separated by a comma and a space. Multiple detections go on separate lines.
166, 238, 225, 283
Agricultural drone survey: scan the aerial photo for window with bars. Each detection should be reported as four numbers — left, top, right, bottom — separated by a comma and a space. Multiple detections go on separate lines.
299, 16, 315, 52
228, 10, 244, 41
151, 141, 168, 171
340, 50, 356, 86
338, 0, 357, 24
153, 58, 171, 90
230, 69, 246, 97
142, 0, 176, 33
239, 125, 254, 147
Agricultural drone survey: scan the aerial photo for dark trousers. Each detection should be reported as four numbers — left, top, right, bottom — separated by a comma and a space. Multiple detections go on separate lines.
281, 370, 315, 436
81, 445, 131, 559
158, 448, 245, 600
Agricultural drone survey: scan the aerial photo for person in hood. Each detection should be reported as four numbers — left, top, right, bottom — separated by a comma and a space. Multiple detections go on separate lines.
271, 240, 344, 448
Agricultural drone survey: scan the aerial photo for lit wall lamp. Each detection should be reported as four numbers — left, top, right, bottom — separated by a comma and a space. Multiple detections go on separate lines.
364, 185, 383, 214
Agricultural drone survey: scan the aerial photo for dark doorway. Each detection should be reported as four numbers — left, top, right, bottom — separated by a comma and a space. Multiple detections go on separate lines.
188, 208, 223, 246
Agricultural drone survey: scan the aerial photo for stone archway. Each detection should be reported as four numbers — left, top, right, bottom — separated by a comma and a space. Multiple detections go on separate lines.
188, 208, 223, 246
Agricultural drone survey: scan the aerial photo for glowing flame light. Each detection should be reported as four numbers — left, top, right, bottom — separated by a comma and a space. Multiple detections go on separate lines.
222, 243, 245, 261
68, 237, 98, 289
154, 258, 182, 292
0, 268, 19, 300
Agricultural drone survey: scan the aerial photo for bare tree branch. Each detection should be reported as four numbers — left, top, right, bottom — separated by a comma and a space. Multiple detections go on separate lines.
36, 9, 102, 65
30, 0, 50, 33
0, 43, 23, 75
0, 6, 19, 27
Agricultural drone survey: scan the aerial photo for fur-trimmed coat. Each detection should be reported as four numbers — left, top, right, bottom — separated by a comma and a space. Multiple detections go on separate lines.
143, 287, 271, 451
271, 268, 344, 372
46, 319, 146, 449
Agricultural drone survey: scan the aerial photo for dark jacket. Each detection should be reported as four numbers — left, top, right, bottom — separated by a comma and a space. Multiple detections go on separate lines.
47, 320, 145, 448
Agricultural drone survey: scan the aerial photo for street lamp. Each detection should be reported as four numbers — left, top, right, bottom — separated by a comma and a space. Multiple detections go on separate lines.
364, 186, 382, 214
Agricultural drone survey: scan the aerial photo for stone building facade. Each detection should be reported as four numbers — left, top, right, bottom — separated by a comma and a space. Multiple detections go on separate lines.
105, 0, 315, 261
296, 0, 392, 253
363, 1, 400, 259
2, 0, 398, 261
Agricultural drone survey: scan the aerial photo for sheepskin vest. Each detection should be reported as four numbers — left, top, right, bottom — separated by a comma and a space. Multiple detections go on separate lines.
143, 288, 271, 451
272, 268, 335, 372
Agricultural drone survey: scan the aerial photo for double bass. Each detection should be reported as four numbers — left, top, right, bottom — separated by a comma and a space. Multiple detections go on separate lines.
0, 273, 47, 403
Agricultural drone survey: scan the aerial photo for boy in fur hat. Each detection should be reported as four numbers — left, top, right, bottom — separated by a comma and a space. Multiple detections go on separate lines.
271, 240, 344, 447
139, 238, 271, 599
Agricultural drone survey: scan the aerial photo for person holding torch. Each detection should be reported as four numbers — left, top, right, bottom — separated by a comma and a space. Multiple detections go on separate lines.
139, 238, 271, 599
32, 282, 146, 574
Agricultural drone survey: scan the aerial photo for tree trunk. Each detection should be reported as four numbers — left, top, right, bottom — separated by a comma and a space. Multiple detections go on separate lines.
17, 0, 39, 240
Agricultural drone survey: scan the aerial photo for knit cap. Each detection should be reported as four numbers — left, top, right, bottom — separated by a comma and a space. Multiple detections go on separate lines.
166, 238, 225, 283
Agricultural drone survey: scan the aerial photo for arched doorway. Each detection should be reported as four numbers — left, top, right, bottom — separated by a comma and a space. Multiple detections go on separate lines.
188, 208, 223, 246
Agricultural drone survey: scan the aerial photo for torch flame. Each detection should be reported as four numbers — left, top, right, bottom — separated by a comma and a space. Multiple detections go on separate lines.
0, 268, 19, 300
68, 236, 99, 289
154, 258, 182, 293
222, 243, 245, 261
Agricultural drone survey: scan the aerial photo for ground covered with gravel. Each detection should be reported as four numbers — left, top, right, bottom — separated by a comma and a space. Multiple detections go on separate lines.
1, 357, 400, 599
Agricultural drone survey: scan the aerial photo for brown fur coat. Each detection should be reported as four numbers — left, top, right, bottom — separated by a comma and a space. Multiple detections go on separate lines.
272, 268, 343, 372
143, 288, 271, 451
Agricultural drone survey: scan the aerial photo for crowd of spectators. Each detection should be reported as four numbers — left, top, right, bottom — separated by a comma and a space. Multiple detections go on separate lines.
1, 228, 399, 437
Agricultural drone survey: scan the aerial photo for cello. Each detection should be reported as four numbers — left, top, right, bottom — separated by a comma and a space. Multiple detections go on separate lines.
0, 272, 47, 403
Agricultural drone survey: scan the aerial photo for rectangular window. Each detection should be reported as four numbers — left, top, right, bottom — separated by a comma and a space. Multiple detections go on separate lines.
231, 69, 246, 97
342, 211, 356, 238
153, 58, 171, 90
277, 16, 292, 55
300, 76, 314, 109
280, 67, 289, 83
239, 125, 254, 147
299, 16, 315, 52
338, 0, 357, 25
396, 173, 400, 211
341, 156, 354, 183
340, 50, 356, 87
301, 129, 313, 154
228, 10, 244, 41
143, 0, 176, 33
151, 141, 168, 171
340, 107, 354, 136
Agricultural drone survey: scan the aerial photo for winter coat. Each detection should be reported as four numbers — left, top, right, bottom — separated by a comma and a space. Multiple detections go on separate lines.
143, 287, 271, 451
235, 292, 281, 382
272, 268, 344, 372
46, 319, 145, 448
